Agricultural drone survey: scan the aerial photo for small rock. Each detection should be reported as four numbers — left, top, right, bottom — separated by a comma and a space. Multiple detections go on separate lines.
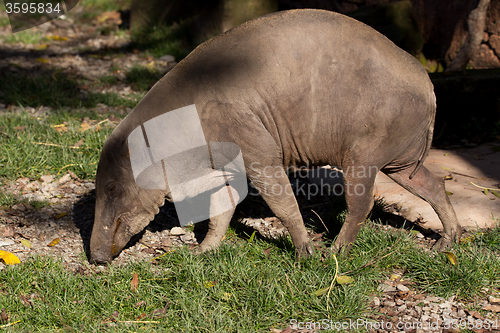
383, 300, 396, 307
396, 284, 410, 292
378, 283, 397, 293
170, 227, 186, 236
387, 309, 398, 317
1, 226, 14, 238
180, 233, 193, 243
160, 238, 171, 247
439, 301, 452, 309
58, 174, 71, 185
373, 297, 380, 306
17, 177, 30, 185
0, 239, 15, 247
12, 203, 26, 211
425, 296, 441, 303
483, 304, 500, 312
488, 296, 500, 305
40, 175, 54, 183
158, 54, 175, 62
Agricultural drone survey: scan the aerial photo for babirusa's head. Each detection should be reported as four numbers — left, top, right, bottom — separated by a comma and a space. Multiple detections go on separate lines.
89, 134, 167, 264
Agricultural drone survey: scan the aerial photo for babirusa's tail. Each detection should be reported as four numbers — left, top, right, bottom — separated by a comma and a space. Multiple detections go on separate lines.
410, 92, 436, 179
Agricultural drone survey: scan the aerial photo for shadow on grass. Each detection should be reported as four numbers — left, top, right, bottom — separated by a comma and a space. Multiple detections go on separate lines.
0, 65, 139, 110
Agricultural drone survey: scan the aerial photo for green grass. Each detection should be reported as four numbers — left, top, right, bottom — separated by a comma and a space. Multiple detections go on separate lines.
0, 191, 49, 210
130, 24, 196, 61
78, 0, 130, 21
0, 30, 47, 44
0, 111, 113, 180
0, 220, 498, 332
125, 65, 164, 92
0, 16, 10, 28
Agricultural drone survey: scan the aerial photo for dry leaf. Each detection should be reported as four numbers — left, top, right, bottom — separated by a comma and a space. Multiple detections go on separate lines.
445, 191, 453, 196
444, 251, 457, 265
135, 313, 147, 321
72, 139, 84, 148
34, 44, 48, 50
79, 122, 91, 132
222, 292, 232, 301
47, 238, 60, 247
263, 247, 271, 258
313, 286, 330, 296
131, 272, 139, 292
14, 125, 26, 132
47, 35, 68, 41
55, 213, 67, 219
248, 230, 256, 243
146, 61, 155, 72
203, 281, 215, 288
0, 250, 21, 265
19, 295, 32, 307
390, 274, 400, 281
0, 308, 8, 323
151, 307, 168, 318
96, 11, 121, 23
336, 275, 354, 285
20, 239, 32, 248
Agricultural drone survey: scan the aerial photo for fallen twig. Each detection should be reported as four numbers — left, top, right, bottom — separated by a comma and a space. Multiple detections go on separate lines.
326, 254, 339, 316
470, 182, 500, 191
0, 320, 21, 328
338, 249, 396, 277
311, 209, 329, 234
285, 273, 299, 296
31, 141, 82, 149
451, 171, 483, 180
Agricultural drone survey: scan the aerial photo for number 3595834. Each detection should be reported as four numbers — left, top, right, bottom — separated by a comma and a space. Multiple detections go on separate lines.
6, 2, 61, 14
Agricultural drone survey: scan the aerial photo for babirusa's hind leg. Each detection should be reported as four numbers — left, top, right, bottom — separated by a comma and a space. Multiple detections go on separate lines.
383, 165, 461, 249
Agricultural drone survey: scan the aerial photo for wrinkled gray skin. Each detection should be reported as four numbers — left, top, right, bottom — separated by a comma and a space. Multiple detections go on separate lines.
89, 9, 461, 264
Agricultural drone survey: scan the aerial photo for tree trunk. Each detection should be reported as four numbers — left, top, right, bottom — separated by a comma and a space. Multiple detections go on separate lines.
446, 0, 492, 72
